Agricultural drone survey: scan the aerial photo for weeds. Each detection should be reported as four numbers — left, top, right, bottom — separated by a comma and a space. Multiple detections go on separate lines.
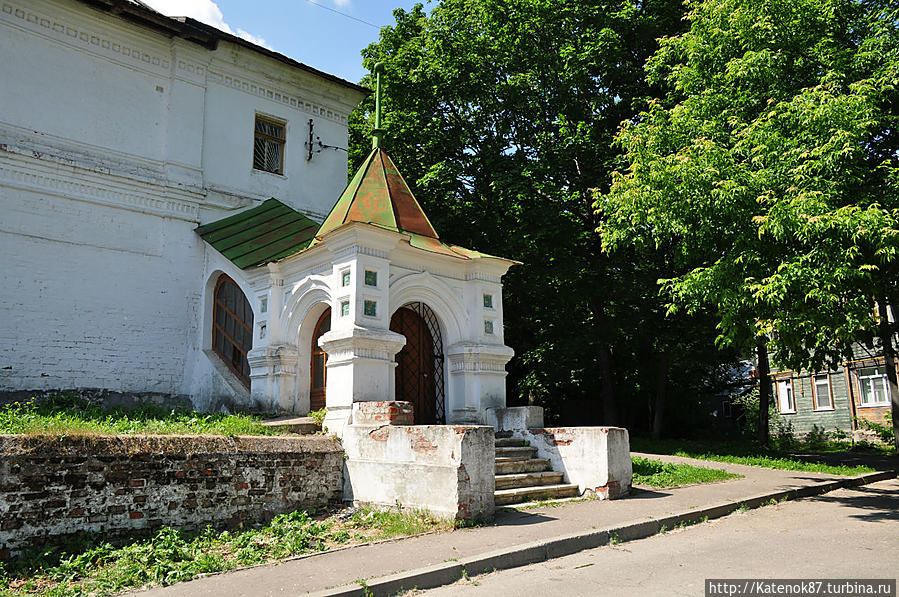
631, 457, 740, 488
1, 506, 452, 596
0, 393, 279, 437
630, 438, 878, 475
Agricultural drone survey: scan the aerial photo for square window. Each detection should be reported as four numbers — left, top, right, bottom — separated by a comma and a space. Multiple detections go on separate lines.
259, 296, 268, 314
364, 270, 378, 287
858, 367, 890, 406
341, 270, 351, 287
253, 116, 285, 175
483, 294, 493, 309
364, 300, 377, 317
484, 320, 494, 335
340, 300, 350, 317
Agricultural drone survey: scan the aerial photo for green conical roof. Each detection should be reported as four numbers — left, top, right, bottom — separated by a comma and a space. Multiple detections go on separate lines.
315, 147, 439, 240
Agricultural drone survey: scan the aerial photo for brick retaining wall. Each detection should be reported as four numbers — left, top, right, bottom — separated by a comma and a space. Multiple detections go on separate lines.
0, 434, 344, 558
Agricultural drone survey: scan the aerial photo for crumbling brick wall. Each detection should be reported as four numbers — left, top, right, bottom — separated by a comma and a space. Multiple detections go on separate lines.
0, 434, 343, 558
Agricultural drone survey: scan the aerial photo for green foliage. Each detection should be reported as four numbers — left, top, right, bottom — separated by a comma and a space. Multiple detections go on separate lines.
632, 438, 877, 475
307, 407, 327, 428
631, 456, 740, 487
0, 393, 278, 437
855, 412, 895, 443
0, 507, 453, 596
601, 0, 899, 439
350, 0, 744, 434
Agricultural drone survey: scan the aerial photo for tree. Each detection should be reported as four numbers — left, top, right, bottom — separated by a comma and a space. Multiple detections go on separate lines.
602, 0, 899, 447
348, 0, 741, 435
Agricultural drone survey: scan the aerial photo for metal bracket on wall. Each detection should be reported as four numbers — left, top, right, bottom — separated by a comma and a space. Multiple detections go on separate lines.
305, 118, 347, 161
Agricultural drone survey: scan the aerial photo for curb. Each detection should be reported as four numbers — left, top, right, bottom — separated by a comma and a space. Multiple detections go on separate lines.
310, 470, 895, 597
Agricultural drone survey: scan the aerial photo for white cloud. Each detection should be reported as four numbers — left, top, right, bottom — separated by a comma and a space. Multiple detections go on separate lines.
142, 0, 273, 50
332, 0, 351, 7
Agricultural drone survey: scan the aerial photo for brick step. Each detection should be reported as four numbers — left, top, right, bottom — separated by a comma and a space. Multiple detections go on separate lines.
495, 446, 538, 459
495, 458, 551, 474
494, 471, 564, 490
260, 416, 319, 434
494, 483, 581, 506
494, 437, 531, 448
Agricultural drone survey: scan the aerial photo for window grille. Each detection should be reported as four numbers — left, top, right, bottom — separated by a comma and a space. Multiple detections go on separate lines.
253, 116, 285, 174
213, 275, 254, 387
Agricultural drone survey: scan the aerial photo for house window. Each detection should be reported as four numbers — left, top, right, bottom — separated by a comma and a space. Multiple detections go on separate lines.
364, 300, 377, 317
253, 116, 285, 174
341, 270, 351, 287
813, 373, 833, 410
484, 320, 494, 335
340, 300, 350, 317
858, 367, 890, 406
776, 378, 795, 414
483, 294, 493, 309
212, 275, 253, 388
364, 270, 378, 287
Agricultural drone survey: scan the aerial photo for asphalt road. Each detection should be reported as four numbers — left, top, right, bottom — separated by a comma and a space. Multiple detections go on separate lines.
413, 478, 899, 597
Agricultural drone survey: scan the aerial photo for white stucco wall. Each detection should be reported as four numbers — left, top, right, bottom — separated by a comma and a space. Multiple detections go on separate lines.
0, 0, 364, 405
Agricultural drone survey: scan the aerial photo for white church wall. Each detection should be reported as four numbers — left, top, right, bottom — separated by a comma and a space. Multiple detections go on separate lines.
0, 0, 364, 408
0, 183, 204, 394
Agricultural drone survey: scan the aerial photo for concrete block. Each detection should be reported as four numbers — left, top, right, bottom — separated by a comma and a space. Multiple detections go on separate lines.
343, 424, 495, 520
485, 406, 544, 431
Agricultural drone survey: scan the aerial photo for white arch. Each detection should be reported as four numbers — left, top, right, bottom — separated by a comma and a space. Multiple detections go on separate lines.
282, 276, 332, 346
389, 271, 467, 345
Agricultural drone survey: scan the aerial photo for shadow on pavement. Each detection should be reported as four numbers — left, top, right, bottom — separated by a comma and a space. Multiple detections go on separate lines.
810, 483, 899, 523
494, 509, 558, 526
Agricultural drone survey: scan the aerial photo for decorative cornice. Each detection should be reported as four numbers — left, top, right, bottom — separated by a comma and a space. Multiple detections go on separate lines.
0, 150, 202, 222
207, 69, 349, 124
1, 1, 174, 76
2, 1, 355, 124
328, 243, 391, 261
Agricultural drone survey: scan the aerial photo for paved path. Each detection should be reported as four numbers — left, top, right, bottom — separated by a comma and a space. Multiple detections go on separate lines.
137, 454, 894, 597
415, 478, 899, 596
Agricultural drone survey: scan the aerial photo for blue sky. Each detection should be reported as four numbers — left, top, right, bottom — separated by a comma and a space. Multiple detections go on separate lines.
141, 0, 426, 83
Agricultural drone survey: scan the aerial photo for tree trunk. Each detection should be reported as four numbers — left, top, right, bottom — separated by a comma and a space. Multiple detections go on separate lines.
875, 300, 899, 452
651, 350, 670, 441
597, 343, 619, 427
756, 341, 771, 445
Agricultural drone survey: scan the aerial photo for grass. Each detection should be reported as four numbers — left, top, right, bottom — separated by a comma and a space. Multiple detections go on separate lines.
630, 438, 879, 476
0, 506, 454, 596
631, 457, 741, 488
0, 393, 281, 437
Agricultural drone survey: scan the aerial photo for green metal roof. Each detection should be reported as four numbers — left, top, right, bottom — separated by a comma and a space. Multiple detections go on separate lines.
315, 147, 440, 240
312, 147, 515, 262
195, 198, 319, 269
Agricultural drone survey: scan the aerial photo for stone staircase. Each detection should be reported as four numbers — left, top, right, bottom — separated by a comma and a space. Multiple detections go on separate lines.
494, 435, 579, 506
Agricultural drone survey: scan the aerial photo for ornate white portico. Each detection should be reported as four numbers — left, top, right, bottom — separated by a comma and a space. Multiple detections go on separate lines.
196, 66, 517, 436
240, 166, 516, 435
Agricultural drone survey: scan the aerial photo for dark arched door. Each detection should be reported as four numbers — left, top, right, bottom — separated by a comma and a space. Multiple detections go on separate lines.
310, 307, 331, 411
390, 303, 445, 424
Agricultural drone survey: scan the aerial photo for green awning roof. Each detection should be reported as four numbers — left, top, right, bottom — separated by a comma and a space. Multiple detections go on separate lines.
195, 198, 319, 269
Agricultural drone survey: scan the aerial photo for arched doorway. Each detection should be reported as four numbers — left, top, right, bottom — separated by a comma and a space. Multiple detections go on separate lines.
310, 307, 331, 411
390, 302, 445, 424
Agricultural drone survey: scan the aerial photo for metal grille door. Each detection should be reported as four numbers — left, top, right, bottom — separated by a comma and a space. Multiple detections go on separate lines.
390, 302, 446, 424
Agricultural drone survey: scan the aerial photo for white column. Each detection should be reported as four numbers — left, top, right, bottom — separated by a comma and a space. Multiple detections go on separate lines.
247, 264, 298, 413
317, 225, 405, 436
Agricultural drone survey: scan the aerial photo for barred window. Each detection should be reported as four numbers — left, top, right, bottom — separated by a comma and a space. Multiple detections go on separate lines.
213, 275, 254, 388
253, 116, 285, 175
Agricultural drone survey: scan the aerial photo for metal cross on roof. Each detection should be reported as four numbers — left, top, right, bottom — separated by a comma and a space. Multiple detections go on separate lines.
371, 62, 386, 149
